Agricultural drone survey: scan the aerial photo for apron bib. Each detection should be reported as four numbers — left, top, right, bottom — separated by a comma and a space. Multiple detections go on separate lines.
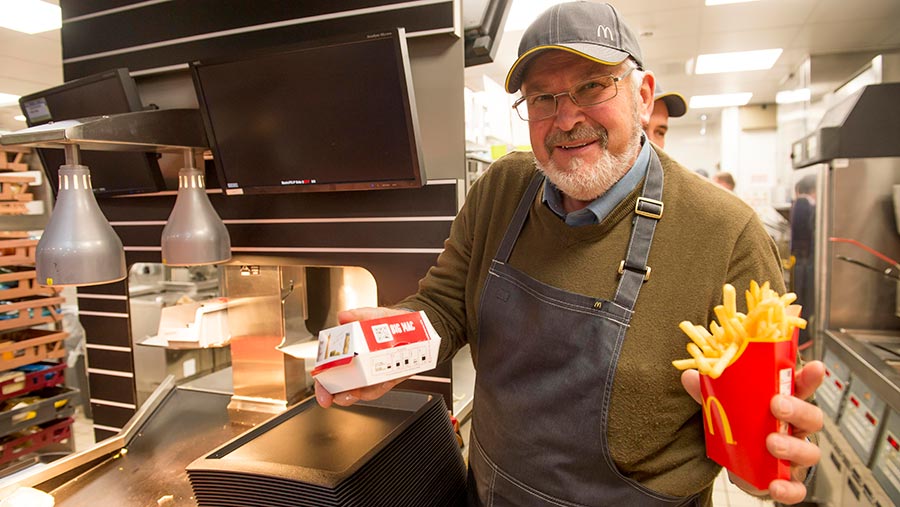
468, 150, 698, 507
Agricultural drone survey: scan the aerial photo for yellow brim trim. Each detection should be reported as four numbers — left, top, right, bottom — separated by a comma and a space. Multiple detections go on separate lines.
655, 92, 688, 116
505, 44, 627, 92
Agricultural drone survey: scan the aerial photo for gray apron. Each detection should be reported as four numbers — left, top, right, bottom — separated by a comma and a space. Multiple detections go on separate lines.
468, 150, 698, 506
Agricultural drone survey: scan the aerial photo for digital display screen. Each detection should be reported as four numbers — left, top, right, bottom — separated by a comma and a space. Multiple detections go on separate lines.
18, 68, 164, 197
191, 28, 424, 195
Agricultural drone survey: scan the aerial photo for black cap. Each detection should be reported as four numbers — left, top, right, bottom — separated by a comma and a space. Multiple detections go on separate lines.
654, 83, 687, 118
505, 2, 643, 93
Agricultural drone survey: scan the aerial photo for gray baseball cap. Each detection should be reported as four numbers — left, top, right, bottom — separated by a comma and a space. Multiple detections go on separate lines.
654, 83, 688, 118
505, 1, 643, 93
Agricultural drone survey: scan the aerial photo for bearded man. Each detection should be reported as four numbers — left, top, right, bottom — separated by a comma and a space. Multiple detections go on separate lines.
316, 3, 824, 506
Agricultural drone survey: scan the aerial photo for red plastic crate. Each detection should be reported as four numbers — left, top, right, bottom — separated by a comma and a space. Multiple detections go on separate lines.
0, 417, 72, 466
0, 362, 65, 403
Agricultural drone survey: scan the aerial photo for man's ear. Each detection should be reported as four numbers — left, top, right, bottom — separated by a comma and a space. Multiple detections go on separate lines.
639, 71, 656, 126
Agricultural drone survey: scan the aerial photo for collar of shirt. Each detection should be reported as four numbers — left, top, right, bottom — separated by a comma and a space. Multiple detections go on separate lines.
542, 136, 651, 226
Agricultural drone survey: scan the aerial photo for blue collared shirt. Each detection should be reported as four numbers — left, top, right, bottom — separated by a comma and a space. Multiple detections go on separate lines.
542, 137, 651, 226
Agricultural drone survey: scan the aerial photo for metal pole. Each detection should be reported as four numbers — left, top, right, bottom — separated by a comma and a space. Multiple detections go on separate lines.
64, 144, 81, 166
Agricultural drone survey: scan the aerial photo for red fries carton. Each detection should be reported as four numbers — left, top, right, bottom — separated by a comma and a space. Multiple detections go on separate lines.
311, 311, 441, 393
674, 282, 805, 491
699, 326, 798, 490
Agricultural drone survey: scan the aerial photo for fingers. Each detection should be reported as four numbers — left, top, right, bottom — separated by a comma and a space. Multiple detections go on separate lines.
356, 376, 410, 402
314, 380, 335, 408
680, 369, 702, 404
315, 376, 412, 408
766, 432, 820, 468
337, 307, 411, 325
767, 477, 809, 505
794, 360, 825, 401
764, 411, 821, 505
771, 394, 824, 438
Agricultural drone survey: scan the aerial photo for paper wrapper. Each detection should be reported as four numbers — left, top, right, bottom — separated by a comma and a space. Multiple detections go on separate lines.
699, 318, 799, 490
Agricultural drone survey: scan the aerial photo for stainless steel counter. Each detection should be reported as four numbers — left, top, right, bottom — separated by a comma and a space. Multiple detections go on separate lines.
825, 329, 900, 412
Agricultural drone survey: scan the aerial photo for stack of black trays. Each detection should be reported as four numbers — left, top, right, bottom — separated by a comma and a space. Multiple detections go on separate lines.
187, 390, 466, 506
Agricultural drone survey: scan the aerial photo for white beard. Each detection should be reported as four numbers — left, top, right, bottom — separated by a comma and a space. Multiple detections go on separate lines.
539, 143, 638, 201
537, 94, 644, 202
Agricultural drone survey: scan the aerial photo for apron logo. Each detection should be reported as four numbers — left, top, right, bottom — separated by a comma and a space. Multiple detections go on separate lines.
593, 301, 602, 310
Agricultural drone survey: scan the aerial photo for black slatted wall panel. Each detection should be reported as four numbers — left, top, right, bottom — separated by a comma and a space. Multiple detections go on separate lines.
60, 0, 457, 80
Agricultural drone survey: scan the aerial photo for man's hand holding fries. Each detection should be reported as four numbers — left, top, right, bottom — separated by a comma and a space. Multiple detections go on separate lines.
675, 281, 825, 504
681, 361, 825, 503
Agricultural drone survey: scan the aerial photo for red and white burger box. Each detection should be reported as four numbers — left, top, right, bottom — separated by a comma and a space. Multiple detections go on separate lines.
312, 311, 441, 393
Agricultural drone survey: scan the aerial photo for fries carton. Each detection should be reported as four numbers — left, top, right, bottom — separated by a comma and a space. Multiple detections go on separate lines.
311, 311, 441, 393
673, 282, 806, 491
699, 323, 798, 490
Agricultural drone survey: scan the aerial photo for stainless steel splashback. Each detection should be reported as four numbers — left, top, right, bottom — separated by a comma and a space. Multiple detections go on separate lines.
826, 157, 900, 331
222, 262, 377, 424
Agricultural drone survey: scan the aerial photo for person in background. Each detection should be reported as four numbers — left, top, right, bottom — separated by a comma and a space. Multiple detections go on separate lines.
645, 83, 687, 149
695, 168, 710, 179
713, 170, 791, 254
712, 171, 736, 191
791, 174, 817, 351
316, 3, 824, 506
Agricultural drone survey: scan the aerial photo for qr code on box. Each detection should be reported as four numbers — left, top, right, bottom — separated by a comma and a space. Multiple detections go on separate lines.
371, 324, 394, 343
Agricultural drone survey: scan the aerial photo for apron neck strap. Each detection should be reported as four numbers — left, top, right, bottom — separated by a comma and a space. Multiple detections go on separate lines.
493, 147, 665, 314
612, 147, 664, 310
495, 171, 544, 263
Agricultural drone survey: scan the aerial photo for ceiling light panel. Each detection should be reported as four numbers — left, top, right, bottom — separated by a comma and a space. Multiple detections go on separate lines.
0, 0, 62, 34
689, 93, 753, 109
0, 94, 22, 107
705, 0, 760, 5
775, 88, 811, 104
504, 0, 574, 32
695, 48, 783, 74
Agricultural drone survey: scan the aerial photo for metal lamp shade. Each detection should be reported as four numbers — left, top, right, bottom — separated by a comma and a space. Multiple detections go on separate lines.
36, 164, 126, 287
161, 167, 231, 266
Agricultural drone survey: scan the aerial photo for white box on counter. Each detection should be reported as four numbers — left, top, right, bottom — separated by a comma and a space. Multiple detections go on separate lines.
311, 311, 441, 393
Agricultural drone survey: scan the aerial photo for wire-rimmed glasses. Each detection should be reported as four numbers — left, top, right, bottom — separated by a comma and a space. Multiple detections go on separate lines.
512, 66, 637, 121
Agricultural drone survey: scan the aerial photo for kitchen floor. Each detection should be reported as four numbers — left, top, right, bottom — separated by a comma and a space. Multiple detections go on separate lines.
457, 417, 775, 507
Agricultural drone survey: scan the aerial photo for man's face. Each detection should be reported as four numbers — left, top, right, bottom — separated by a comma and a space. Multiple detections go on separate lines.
521, 50, 654, 201
646, 99, 669, 148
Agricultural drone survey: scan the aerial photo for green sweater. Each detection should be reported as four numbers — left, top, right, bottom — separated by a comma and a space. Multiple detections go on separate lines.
398, 148, 784, 500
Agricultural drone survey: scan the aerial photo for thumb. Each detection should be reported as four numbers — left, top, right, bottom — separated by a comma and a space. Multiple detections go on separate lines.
681, 369, 702, 404
337, 306, 410, 324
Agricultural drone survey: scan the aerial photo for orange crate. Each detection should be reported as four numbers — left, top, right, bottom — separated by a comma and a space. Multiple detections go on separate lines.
0, 240, 37, 267
0, 148, 29, 172
0, 296, 65, 334
0, 232, 29, 240
0, 270, 58, 300
0, 269, 59, 302
0, 329, 67, 372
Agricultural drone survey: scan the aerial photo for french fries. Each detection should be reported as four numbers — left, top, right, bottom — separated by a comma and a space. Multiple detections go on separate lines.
672, 281, 806, 378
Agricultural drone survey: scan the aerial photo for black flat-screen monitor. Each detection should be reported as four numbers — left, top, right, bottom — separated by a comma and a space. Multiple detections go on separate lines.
191, 27, 425, 195
18, 68, 164, 197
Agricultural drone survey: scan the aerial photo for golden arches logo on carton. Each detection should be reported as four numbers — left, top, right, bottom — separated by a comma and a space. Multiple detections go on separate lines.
704, 396, 736, 445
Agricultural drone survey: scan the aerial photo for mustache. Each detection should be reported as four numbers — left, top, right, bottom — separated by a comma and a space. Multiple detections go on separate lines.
544, 124, 609, 153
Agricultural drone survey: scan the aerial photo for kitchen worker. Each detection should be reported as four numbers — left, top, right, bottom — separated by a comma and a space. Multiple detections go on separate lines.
315, 2, 824, 506
712, 171, 737, 191
645, 83, 687, 149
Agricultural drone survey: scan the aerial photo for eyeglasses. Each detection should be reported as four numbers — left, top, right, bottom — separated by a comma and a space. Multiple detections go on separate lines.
512, 66, 638, 121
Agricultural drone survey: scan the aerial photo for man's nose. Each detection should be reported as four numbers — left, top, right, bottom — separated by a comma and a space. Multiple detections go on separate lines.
554, 94, 586, 131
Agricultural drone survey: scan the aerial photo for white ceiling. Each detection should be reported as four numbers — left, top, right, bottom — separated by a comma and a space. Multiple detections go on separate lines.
0, 0, 899, 133
466, 0, 900, 125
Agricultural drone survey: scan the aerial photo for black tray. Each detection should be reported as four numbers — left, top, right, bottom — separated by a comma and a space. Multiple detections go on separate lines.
186, 389, 466, 507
